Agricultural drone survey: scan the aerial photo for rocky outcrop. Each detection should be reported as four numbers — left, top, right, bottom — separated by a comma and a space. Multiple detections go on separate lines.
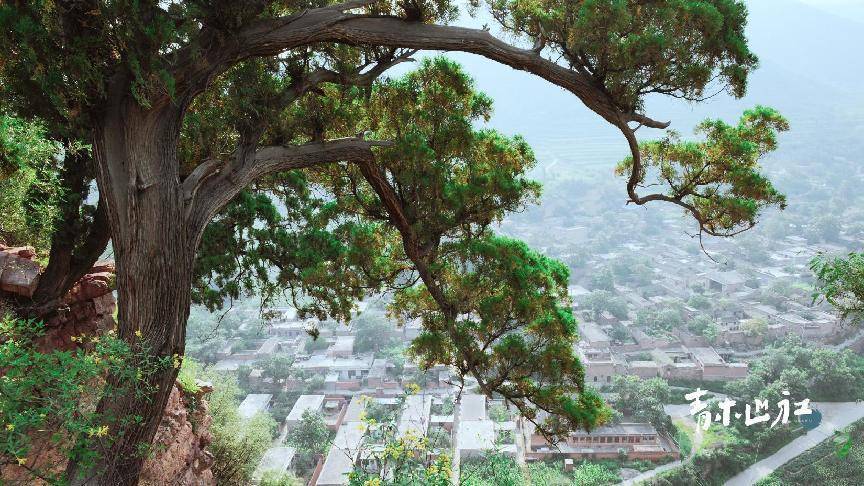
0, 246, 216, 485
0, 245, 41, 297
0, 244, 116, 352
140, 382, 216, 486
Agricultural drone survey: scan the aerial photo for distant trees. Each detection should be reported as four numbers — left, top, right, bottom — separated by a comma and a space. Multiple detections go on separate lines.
353, 314, 400, 354
812, 252, 864, 324
740, 317, 768, 337
259, 354, 295, 383
687, 294, 713, 311
727, 336, 864, 403
688, 315, 720, 343
286, 410, 329, 469
304, 336, 329, 354
201, 370, 277, 485
636, 305, 685, 335
609, 324, 631, 344
610, 255, 655, 287
608, 376, 673, 435
590, 267, 617, 292
582, 290, 629, 321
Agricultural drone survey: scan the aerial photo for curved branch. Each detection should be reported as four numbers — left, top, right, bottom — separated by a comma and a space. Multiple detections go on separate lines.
186, 138, 392, 243
175, 11, 667, 129
617, 123, 750, 238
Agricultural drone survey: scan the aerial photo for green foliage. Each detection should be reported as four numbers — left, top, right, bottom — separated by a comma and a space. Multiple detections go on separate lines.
0, 317, 169, 482
636, 305, 685, 335
396, 235, 609, 437
200, 369, 277, 485
260, 471, 304, 486
617, 106, 789, 235
688, 315, 719, 343
675, 423, 693, 457
348, 393, 451, 486
589, 267, 616, 292
0, 114, 64, 252
304, 335, 330, 353
461, 454, 525, 486
177, 357, 202, 395
726, 335, 864, 403
739, 317, 768, 337
756, 418, 864, 486
525, 461, 571, 485
353, 313, 400, 354
489, 0, 758, 112
488, 404, 512, 423
811, 252, 864, 324
608, 376, 673, 435
258, 353, 295, 382
570, 461, 619, 485
582, 290, 628, 320
285, 409, 329, 459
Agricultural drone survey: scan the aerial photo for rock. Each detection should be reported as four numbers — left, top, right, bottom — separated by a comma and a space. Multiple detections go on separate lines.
0, 254, 41, 297
91, 260, 115, 274
140, 384, 216, 486
3, 246, 36, 259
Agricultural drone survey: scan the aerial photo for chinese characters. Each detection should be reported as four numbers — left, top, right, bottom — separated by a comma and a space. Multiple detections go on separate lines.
685, 389, 813, 430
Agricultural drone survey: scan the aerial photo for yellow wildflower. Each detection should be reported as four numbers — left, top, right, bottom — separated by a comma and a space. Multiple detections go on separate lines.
5, 423, 14, 431
134, 329, 143, 338
16, 457, 26, 466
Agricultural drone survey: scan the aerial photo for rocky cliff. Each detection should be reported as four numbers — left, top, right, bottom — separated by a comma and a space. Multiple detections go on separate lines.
0, 244, 215, 485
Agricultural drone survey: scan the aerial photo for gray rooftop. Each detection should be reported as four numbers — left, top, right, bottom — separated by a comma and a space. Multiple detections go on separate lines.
459, 394, 487, 421
252, 446, 296, 482
286, 394, 325, 423
238, 394, 272, 420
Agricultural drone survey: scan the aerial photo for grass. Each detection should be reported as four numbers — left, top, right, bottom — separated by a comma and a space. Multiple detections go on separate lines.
755, 418, 864, 486
673, 420, 694, 457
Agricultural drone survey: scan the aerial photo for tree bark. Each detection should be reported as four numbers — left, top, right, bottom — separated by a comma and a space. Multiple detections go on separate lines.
65, 96, 194, 485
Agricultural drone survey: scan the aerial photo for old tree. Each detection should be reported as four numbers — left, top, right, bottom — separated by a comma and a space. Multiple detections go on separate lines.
0, 0, 787, 484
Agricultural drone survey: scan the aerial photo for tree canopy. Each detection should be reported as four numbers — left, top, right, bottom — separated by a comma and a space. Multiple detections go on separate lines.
0, 0, 787, 482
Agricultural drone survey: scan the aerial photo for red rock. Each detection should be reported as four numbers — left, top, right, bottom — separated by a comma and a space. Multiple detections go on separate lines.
3, 246, 36, 259
140, 384, 216, 486
91, 260, 116, 274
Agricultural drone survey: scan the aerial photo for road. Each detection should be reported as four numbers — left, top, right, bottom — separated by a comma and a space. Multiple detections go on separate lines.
619, 402, 864, 486
724, 401, 864, 486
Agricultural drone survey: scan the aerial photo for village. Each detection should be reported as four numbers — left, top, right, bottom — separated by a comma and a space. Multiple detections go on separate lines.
192, 207, 862, 484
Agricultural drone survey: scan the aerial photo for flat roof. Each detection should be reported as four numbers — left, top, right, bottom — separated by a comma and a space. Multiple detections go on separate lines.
256, 336, 281, 354
294, 354, 374, 370
460, 394, 487, 421
238, 394, 272, 420
457, 419, 495, 451
317, 423, 366, 485
397, 395, 431, 437
571, 422, 657, 437
579, 322, 611, 344
689, 347, 724, 366
213, 357, 255, 371
286, 395, 325, 423
342, 396, 369, 423
330, 335, 355, 353
252, 446, 296, 482
706, 270, 746, 286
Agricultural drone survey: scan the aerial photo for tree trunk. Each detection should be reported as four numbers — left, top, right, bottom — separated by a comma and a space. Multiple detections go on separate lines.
65, 97, 195, 485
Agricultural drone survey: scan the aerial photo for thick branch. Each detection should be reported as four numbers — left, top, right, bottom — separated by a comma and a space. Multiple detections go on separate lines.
185, 138, 391, 242
176, 11, 667, 129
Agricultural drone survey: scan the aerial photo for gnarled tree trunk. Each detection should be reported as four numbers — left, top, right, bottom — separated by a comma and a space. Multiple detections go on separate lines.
66, 97, 195, 486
